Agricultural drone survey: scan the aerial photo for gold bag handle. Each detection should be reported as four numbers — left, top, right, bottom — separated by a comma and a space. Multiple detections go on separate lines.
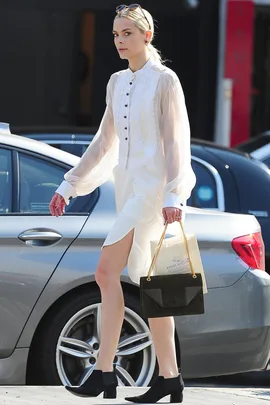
146, 220, 197, 281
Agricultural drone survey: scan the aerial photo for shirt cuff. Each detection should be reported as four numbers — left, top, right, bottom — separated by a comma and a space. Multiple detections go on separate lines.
163, 193, 185, 210
55, 180, 77, 205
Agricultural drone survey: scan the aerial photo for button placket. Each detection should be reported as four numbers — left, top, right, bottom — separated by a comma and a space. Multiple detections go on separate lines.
124, 90, 130, 135
124, 77, 133, 168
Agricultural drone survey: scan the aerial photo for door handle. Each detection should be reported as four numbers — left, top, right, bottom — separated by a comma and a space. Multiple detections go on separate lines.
18, 229, 62, 246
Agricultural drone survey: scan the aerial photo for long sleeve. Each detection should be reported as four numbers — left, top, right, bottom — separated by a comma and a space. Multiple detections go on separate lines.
56, 74, 119, 204
160, 73, 196, 209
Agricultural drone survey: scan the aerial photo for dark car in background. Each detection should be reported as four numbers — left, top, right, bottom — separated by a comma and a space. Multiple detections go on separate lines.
11, 126, 270, 273
236, 132, 270, 168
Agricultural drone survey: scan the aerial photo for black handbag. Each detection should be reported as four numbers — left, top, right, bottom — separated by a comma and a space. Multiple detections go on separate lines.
140, 221, 205, 318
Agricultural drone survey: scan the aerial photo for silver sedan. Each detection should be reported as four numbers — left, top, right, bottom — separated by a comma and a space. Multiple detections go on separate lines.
0, 133, 270, 387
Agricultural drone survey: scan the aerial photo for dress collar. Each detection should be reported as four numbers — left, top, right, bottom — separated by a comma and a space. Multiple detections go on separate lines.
127, 57, 155, 80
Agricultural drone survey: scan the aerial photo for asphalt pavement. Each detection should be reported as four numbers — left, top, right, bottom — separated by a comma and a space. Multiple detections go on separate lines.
0, 386, 270, 404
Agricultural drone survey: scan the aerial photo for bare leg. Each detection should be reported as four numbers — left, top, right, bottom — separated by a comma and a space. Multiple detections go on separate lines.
95, 229, 134, 372
148, 317, 179, 378
124, 317, 183, 402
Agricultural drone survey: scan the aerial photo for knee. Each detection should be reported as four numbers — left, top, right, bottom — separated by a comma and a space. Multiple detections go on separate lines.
95, 265, 116, 290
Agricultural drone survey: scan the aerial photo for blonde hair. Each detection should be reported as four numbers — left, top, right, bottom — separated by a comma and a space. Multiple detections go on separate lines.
115, 7, 164, 64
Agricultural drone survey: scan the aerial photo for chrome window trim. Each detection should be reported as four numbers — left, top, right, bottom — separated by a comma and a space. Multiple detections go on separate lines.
191, 155, 225, 211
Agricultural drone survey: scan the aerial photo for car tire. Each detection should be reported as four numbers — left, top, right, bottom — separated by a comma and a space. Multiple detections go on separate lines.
28, 287, 157, 387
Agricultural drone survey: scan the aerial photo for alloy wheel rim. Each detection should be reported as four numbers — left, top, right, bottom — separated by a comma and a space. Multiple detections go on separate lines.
56, 303, 156, 387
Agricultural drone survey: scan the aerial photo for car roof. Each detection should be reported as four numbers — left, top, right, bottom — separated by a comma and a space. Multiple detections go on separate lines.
17, 128, 250, 157
11, 125, 97, 135
192, 138, 249, 157
25, 133, 94, 141
0, 131, 80, 167
8, 124, 251, 161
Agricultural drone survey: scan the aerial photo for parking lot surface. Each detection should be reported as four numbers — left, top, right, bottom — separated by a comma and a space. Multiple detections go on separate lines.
0, 386, 270, 404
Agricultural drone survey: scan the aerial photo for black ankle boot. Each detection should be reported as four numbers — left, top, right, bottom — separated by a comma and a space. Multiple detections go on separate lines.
125, 374, 184, 403
65, 369, 118, 398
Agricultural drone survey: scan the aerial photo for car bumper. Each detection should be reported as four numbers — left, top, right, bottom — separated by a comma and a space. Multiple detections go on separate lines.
0, 348, 28, 384
177, 269, 270, 378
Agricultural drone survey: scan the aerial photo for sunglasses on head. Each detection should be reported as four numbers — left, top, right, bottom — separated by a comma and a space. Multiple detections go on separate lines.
116, 4, 151, 30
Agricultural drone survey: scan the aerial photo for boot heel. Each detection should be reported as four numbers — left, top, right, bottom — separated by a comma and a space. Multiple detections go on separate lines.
170, 390, 183, 403
103, 385, 117, 399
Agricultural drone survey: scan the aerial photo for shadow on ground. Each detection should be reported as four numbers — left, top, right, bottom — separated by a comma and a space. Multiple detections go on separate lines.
188, 370, 270, 388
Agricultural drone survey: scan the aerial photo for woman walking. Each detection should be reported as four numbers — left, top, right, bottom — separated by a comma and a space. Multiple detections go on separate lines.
50, 4, 196, 403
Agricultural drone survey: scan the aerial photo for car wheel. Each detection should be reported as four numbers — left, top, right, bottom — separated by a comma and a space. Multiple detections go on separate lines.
33, 288, 156, 387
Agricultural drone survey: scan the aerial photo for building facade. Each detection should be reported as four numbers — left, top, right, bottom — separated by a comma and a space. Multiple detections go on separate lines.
0, 0, 219, 142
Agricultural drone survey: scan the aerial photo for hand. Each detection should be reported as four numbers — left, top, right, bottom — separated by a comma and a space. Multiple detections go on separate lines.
162, 207, 182, 224
49, 193, 66, 217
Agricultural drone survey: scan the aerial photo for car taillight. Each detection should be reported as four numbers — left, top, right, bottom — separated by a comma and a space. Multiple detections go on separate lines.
232, 232, 265, 271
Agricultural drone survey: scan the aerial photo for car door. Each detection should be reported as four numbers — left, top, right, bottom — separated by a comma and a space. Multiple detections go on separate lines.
0, 146, 88, 358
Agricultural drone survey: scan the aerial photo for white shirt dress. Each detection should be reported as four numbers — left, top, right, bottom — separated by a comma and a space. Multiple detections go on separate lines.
56, 57, 196, 285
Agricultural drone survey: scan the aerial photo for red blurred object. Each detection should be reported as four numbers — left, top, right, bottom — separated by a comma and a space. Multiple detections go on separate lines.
225, 0, 254, 147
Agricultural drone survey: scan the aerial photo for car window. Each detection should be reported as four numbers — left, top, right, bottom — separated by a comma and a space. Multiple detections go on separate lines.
0, 148, 12, 214
18, 153, 67, 214
189, 160, 218, 209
